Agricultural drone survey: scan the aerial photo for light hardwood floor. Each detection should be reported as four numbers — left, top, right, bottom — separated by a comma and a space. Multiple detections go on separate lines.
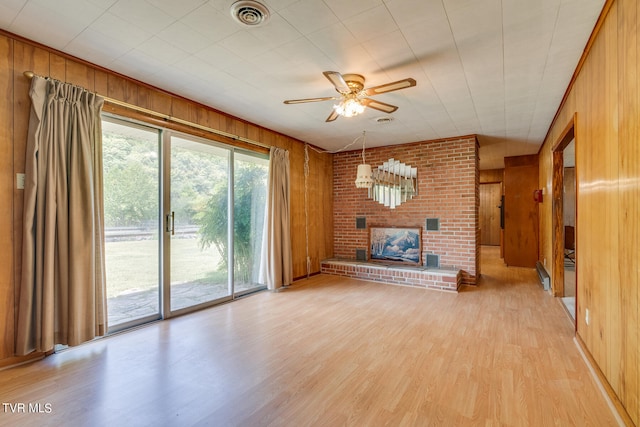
0, 247, 618, 426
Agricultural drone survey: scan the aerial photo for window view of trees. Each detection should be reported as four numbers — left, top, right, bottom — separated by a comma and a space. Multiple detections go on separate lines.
196, 154, 268, 284
103, 128, 158, 228
233, 157, 268, 285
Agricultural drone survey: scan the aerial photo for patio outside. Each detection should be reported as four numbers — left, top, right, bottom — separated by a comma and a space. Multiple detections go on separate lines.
105, 233, 262, 327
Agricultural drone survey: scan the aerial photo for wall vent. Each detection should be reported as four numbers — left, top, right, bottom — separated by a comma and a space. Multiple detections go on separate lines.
425, 254, 440, 268
356, 249, 367, 261
535, 261, 550, 291
425, 218, 440, 231
356, 217, 367, 229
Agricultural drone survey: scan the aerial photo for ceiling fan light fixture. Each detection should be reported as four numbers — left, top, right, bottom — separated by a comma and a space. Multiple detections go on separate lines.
334, 97, 365, 118
283, 71, 415, 122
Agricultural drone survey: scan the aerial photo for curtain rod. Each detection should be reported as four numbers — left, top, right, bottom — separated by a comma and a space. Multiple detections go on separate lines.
23, 71, 270, 150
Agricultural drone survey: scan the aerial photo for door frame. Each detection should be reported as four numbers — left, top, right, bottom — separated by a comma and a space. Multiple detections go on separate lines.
551, 114, 577, 327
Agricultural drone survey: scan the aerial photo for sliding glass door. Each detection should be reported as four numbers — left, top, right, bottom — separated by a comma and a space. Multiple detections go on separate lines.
102, 115, 268, 330
102, 118, 161, 330
167, 137, 269, 312
233, 152, 269, 296
168, 136, 231, 312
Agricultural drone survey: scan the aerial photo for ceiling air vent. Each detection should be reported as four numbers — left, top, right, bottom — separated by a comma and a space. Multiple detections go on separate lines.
375, 116, 394, 124
230, 1, 270, 27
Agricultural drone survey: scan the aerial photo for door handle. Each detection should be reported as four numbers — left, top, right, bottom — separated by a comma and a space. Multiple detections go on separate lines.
166, 211, 175, 235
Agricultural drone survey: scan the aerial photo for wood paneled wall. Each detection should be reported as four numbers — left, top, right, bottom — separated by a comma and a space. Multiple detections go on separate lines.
479, 168, 504, 184
563, 168, 576, 227
538, 0, 639, 423
0, 33, 334, 365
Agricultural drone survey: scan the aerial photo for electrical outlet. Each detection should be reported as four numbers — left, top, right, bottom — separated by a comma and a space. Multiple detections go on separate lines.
16, 173, 25, 190
585, 308, 590, 325
543, 258, 546, 266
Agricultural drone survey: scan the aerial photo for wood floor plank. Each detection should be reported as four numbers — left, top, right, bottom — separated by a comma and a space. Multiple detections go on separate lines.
0, 247, 619, 426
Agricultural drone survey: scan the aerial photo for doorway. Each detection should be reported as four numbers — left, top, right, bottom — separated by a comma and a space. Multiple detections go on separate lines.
552, 118, 577, 325
480, 182, 502, 246
561, 140, 576, 320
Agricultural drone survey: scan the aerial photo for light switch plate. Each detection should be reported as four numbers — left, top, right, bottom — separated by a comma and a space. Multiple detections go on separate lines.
16, 173, 25, 189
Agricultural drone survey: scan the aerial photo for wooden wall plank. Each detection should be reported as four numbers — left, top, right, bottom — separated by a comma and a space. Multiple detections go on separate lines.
289, 139, 307, 278
634, 1, 640, 421
603, 6, 622, 396
246, 124, 260, 144
65, 60, 95, 90
170, 97, 191, 121
232, 120, 248, 139
189, 103, 212, 131
49, 53, 65, 81
106, 73, 137, 104
94, 69, 108, 95
479, 169, 503, 184
206, 110, 222, 133
137, 85, 172, 116
0, 35, 14, 360
618, 0, 639, 420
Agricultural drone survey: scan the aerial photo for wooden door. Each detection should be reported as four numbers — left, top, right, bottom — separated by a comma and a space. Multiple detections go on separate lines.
503, 155, 539, 268
480, 183, 501, 245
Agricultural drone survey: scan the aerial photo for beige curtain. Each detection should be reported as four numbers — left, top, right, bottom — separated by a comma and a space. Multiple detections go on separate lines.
260, 147, 293, 290
16, 76, 107, 355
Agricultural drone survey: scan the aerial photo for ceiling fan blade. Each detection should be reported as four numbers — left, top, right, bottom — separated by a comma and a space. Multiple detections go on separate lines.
323, 71, 350, 93
364, 78, 416, 96
284, 96, 337, 104
361, 98, 398, 113
326, 109, 340, 122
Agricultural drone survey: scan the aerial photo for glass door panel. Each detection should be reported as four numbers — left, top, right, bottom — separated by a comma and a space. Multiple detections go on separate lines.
233, 151, 269, 295
102, 118, 161, 330
169, 136, 230, 311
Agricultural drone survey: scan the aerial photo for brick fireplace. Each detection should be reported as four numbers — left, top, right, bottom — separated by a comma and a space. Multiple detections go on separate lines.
324, 135, 479, 291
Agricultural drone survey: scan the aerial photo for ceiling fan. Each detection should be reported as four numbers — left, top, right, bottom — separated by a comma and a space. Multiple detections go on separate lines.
284, 71, 417, 122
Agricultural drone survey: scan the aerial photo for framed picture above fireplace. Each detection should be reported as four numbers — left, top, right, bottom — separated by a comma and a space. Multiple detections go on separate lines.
369, 226, 422, 266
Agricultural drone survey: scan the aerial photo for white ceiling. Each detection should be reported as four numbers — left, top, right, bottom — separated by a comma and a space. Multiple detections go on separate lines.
1, 0, 604, 169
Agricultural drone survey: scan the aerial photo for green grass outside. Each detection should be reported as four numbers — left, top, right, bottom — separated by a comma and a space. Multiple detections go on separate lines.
105, 238, 224, 297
